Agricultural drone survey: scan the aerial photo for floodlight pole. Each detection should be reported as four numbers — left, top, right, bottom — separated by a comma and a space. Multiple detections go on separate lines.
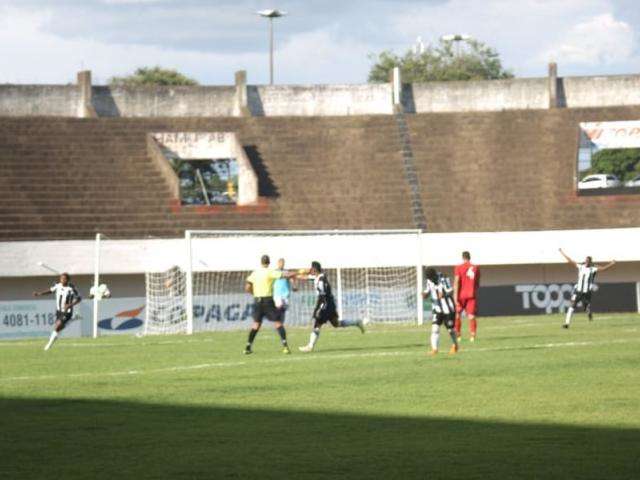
269, 17, 274, 85
258, 9, 287, 85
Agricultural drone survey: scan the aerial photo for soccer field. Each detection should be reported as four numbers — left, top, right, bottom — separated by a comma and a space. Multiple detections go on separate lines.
1, 314, 639, 479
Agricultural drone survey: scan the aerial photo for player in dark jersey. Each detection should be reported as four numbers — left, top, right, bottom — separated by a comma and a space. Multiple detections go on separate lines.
559, 248, 616, 328
423, 267, 459, 356
298, 261, 364, 353
33, 272, 82, 351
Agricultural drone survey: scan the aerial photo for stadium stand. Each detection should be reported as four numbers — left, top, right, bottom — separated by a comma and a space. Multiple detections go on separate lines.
2, 105, 640, 240
408, 106, 640, 232
0, 116, 413, 239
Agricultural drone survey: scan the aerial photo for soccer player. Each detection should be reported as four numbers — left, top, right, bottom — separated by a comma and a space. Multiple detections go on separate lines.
244, 254, 295, 355
298, 261, 364, 353
273, 258, 296, 323
559, 248, 616, 328
453, 251, 480, 342
423, 267, 459, 356
33, 272, 82, 351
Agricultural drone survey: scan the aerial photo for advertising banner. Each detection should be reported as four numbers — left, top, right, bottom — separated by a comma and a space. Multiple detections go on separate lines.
478, 282, 637, 316
580, 121, 640, 149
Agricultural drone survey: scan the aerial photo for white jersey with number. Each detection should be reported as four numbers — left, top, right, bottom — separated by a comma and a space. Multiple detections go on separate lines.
50, 283, 80, 313
424, 274, 455, 315
576, 264, 598, 293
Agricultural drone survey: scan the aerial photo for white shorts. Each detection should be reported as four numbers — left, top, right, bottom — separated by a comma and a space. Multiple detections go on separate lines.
274, 297, 289, 309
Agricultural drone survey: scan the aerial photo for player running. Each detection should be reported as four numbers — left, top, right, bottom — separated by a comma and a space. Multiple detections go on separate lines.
244, 255, 296, 355
453, 251, 480, 342
33, 273, 82, 351
273, 258, 296, 323
424, 267, 459, 356
298, 261, 365, 353
559, 248, 616, 328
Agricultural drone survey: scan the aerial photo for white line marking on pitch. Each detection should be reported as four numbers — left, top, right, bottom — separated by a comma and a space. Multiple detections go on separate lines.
2, 338, 640, 384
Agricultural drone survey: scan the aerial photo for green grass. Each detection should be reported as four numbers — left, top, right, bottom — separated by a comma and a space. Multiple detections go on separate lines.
1, 313, 639, 479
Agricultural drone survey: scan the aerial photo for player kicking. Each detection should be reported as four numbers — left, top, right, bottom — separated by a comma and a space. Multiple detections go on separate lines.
559, 248, 616, 328
244, 255, 296, 355
33, 273, 82, 351
453, 251, 480, 342
424, 267, 459, 356
298, 261, 365, 353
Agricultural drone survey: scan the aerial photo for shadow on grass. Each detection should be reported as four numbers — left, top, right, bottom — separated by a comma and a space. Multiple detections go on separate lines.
1, 397, 638, 479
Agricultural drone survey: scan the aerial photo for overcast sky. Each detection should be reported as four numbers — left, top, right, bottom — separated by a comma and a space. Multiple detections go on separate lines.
1, 0, 638, 85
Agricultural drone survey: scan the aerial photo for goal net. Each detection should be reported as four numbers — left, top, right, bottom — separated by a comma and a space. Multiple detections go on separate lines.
143, 230, 423, 335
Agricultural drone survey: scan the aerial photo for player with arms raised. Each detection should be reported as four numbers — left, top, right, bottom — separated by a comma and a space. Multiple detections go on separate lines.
559, 248, 616, 328
33, 273, 82, 351
424, 267, 459, 356
453, 251, 480, 342
298, 261, 364, 353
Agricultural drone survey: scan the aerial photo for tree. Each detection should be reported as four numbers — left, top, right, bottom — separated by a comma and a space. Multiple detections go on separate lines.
586, 148, 640, 182
368, 38, 513, 83
110, 67, 198, 87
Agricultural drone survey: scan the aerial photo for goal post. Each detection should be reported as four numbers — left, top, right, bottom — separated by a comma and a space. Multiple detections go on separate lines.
168, 229, 424, 334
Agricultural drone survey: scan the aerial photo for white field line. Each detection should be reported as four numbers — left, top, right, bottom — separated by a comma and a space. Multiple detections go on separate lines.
2, 338, 640, 384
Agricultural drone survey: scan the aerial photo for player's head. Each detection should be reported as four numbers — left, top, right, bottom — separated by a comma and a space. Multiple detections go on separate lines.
585, 255, 593, 266
425, 267, 438, 283
261, 254, 270, 266
462, 251, 471, 261
60, 273, 70, 285
310, 261, 322, 274
277, 258, 285, 269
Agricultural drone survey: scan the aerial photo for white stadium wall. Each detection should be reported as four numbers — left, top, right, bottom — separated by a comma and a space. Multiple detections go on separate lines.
2, 72, 640, 117
0, 228, 638, 339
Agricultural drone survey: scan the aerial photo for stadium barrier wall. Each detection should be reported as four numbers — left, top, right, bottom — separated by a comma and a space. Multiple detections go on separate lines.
0, 228, 639, 339
2, 280, 637, 339
1, 228, 640, 277
3, 71, 640, 117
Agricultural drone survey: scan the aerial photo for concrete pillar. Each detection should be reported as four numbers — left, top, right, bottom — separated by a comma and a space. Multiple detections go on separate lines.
390, 67, 403, 113
77, 70, 97, 118
234, 70, 251, 117
548, 62, 558, 109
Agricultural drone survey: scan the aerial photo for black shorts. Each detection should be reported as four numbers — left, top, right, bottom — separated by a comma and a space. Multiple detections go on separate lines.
571, 291, 592, 307
56, 310, 73, 325
313, 301, 339, 327
432, 312, 455, 329
253, 298, 279, 323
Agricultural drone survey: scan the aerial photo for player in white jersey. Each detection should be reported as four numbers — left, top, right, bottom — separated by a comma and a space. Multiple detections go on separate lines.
559, 248, 616, 328
33, 273, 82, 350
423, 267, 459, 356
298, 261, 365, 353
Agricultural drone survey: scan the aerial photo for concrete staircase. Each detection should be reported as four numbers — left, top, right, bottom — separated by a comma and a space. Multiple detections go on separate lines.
406, 105, 640, 232
394, 112, 427, 231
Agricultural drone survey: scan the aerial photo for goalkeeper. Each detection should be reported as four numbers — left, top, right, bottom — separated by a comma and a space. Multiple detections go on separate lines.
298, 261, 365, 353
273, 258, 297, 323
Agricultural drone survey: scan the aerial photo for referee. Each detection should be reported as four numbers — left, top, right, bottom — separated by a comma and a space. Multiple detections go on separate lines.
244, 254, 295, 355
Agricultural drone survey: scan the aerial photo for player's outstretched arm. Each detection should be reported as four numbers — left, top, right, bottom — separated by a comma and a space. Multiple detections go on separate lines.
598, 260, 617, 272
558, 248, 578, 266
33, 289, 52, 297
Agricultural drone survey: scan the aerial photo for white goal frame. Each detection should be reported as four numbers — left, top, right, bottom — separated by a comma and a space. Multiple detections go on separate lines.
183, 229, 424, 334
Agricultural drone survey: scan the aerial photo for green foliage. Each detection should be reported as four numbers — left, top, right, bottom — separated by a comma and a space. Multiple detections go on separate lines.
368, 38, 513, 83
2, 315, 640, 478
586, 148, 640, 182
110, 66, 198, 87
